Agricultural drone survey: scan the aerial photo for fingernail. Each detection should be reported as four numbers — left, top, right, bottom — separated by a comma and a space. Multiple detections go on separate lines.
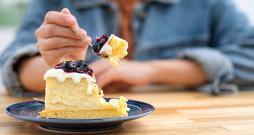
67, 17, 76, 25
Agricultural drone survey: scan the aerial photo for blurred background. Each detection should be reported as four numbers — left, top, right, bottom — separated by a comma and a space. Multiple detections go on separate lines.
0, 0, 254, 94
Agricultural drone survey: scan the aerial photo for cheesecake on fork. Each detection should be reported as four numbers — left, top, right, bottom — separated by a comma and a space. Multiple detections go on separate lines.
92, 34, 128, 66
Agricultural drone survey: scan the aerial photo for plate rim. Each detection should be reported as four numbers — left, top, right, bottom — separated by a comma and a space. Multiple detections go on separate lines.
5, 98, 155, 124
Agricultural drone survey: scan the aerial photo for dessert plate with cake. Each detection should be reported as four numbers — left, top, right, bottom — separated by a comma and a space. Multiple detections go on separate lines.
5, 98, 154, 132
5, 60, 154, 133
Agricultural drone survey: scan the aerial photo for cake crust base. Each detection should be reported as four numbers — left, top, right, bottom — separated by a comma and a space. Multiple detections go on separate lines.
39, 109, 128, 119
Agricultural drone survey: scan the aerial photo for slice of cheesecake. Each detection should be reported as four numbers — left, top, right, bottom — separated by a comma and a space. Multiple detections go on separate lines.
39, 60, 129, 119
92, 34, 128, 66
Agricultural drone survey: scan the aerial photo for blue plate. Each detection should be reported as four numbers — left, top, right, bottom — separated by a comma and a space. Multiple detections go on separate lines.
5, 98, 155, 133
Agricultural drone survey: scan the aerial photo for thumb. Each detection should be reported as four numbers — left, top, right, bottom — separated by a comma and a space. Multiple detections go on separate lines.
61, 8, 71, 15
61, 8, 80, 28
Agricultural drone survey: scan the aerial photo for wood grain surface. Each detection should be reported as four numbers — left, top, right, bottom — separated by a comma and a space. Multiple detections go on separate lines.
1, 87, 254, 135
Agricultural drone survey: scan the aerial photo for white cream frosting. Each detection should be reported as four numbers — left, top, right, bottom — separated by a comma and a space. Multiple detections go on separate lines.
99, 34, 114, 56
44, 68, 96, 95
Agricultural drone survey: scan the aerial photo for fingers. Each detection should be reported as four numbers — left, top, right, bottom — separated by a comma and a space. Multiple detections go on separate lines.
89, 59, 112, 76
37, 36, 91, 51
61, 8, 71, 15
36, 24, 87, 40
50, 46, 87, 58
37, 8, 91, 68
93, 60, 151, 88
64, 51, 87, 62
96, 69, 118, 88
44, 11, 77, 27
41, 46, 87, 68
61, 8, 79, 28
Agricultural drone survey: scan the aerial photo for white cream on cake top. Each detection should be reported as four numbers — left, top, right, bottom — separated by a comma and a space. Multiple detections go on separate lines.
44, 68, 96, 95
99, 34, 114, 56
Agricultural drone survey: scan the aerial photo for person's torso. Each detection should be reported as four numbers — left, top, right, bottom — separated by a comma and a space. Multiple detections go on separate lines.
50, 0, 216, 63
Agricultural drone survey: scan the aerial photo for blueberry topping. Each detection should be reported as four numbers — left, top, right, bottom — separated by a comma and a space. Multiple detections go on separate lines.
74, 60, 88, 69
61, 61, 75, 71
54, 60, 93, 77
92, 40, 100, 53
92, 34, 109, 54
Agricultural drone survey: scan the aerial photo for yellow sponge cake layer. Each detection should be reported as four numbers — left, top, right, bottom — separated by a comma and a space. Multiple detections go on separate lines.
45, 78, 102, 110
106, 35, 128, 66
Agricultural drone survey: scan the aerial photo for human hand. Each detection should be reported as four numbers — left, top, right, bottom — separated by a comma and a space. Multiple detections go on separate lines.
35, 8, 91, 68
89, 59, 154, 88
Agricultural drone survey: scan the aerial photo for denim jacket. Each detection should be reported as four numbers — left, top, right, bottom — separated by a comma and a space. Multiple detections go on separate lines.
1, 0, 254, 97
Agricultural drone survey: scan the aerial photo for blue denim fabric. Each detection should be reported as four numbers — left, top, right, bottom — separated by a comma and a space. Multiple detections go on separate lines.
1, 0, 254, 96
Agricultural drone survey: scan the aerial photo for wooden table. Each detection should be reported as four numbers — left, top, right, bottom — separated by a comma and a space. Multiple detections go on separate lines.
1, 86, 254, 135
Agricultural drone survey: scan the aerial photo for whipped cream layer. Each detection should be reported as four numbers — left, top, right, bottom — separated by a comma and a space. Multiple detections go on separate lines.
99, 34, 114, 56
44, 68, 96, 95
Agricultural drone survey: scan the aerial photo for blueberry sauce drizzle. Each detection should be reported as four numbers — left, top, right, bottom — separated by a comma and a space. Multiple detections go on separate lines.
92, 34, 109, 58
54, 60, 93, 77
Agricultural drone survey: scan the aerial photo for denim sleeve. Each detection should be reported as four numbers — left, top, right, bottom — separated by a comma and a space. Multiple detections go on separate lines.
210, 0, 254, 89
179, 0, 254, 95
178, 47, 237, 95
0, 0, 50, 97
178, 48, 233, 81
